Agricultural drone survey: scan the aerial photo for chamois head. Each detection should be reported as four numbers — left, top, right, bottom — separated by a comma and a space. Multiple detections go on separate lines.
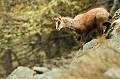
54, 17, 73, 30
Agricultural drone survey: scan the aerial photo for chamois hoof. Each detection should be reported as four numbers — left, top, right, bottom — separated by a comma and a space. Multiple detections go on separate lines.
72, 45, 81, 50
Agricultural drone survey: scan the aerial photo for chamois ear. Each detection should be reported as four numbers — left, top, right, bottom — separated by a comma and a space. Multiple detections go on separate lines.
51, 14, 62, 22
52, 16, 62, 22
57, 13, 62, 19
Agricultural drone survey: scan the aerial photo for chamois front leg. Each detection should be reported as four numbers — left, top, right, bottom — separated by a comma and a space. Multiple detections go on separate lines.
80, 34, 88, 50
79, 41, 84, 50
73, 34, 87, 50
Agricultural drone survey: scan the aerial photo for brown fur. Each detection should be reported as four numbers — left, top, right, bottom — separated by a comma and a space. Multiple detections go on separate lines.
73, 8, 110, 36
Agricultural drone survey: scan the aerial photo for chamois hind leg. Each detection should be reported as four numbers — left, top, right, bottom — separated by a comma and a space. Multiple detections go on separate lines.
103, 22, 111, 34
96, 21, 104, 37
103, 22, 112, 39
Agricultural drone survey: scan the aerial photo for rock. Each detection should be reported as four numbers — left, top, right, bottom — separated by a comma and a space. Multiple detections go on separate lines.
112, 8, 120, 20
34, 74, 44, 79
108, 18, 120, 52
40, 68, 70, 79
33, 67, 50, 74
104, 67, 120, 79
6, 66, 35, 79
83, 39, 99, 51
111, 19, 120, 36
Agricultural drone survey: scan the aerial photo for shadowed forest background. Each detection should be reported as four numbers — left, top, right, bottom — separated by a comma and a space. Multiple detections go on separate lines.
0, 0, 120, 78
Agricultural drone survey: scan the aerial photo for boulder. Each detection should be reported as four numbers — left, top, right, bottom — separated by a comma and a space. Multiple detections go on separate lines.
104, 67, 120, 79
6, 66, 35, 79
33, 67, 50, 74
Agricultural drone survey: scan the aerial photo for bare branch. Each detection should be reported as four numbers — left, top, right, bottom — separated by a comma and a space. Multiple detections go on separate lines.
110, 0, 120, 15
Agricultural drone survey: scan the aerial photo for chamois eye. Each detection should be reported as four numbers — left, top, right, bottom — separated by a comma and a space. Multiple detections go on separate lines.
58, 21, 61, 26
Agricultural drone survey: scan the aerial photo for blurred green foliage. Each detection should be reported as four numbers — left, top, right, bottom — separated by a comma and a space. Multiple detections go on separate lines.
0, 0, 95, 77
0, 0, 94, 57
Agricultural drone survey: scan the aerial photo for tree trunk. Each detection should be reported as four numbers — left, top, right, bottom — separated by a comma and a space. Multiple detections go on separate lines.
5, 49, 13, 75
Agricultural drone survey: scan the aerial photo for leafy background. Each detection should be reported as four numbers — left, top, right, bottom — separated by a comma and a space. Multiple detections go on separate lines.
0, 0, 119, 78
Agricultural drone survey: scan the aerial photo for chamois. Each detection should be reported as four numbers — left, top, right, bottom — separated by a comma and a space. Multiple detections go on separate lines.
55, 8, 111, 49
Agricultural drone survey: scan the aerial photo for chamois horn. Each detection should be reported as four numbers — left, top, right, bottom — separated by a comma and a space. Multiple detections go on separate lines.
52, 13, 62, 21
